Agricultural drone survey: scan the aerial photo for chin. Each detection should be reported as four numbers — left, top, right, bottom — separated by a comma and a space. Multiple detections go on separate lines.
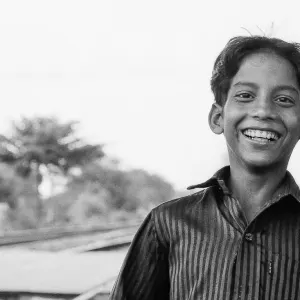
241, 156, 286, 172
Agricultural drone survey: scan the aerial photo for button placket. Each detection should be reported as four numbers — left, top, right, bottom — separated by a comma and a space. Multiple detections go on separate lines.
245, 233, 253, 241
268, 260, 273, 274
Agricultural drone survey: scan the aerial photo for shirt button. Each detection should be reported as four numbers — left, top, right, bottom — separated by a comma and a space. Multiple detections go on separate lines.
245, 233, 253, 241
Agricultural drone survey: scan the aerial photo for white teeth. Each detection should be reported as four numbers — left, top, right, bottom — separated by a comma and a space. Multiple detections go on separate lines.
243, 129, 279, 141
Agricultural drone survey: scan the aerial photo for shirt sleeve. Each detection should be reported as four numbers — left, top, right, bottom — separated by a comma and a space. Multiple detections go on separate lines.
109, 211, 169, 300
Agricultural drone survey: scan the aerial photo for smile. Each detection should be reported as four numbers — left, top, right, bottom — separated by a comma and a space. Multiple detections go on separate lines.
242, 129, 280, 143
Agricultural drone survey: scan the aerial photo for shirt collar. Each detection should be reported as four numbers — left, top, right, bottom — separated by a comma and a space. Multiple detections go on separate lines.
187, 165, 300, 204
273, 170, 300, 204
187, 166, 230, 191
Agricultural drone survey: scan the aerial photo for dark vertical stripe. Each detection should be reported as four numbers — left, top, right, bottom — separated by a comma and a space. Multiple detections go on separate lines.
219, 219, 238, 299
282, 219, 292, 300
187, 210, 197, 297
187, 203, 198, 296
206, 205, 220, 299
293, 260, 300, 300
163, 205, 175, 300
155, 209, 170, 247
252, 232, 261, 299
192, 191, 210, 296
124, 219, 156, 297
276, 219, 287, 298
185, 206, 193, 294
240, 240, 249, 299
227, 196, 245, 232
233, 239, 245, 298
195, 210, 209, 294
259, 236, 266, 299
201, 197, 214, 299
245, 240, 254, 300
270, 220, 281, 300
209, 207, 224, 299
212, 207, 228, 299
288, 217, 298, 300
263, 222, 273, 300
172, 203, 180, 299
181, 206, 189, 296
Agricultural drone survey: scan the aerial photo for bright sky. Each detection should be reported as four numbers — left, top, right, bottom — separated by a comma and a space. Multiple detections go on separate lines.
0, 0, 300, 190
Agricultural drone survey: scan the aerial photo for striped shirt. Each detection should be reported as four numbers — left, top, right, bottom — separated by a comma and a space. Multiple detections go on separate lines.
110, 166, 300, 300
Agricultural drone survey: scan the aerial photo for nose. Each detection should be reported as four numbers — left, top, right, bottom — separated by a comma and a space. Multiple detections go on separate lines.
250, 96, 277, 120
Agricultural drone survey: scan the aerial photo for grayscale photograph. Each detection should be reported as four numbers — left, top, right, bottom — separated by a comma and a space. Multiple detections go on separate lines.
0, 1, 299, 300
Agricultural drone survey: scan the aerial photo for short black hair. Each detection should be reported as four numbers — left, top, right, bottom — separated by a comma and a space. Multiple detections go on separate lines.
210, 36, 300, 106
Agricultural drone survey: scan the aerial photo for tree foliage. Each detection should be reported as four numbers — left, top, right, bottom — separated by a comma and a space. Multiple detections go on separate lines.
0, 116, 104, 188
0, 163, 42, 230
45, 162, 175, 225
0, 116, 176, 230
70, 163, 175, 209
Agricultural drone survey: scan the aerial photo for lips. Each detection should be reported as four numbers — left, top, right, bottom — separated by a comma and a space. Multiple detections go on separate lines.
242, 129, 280, 142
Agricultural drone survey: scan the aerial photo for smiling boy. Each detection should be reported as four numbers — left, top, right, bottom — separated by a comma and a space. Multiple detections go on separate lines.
110, 36, 300, 300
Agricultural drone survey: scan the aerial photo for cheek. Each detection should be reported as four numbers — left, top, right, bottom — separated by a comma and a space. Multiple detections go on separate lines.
286, 114, 300, 139
223, 121, 239, 145
223, 111, 240, 136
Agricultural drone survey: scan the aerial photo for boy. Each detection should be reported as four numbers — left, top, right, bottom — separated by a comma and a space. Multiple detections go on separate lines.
110, 36, 300, 299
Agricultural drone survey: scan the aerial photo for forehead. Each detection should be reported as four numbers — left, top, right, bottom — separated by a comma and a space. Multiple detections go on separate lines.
231, 51, 299, 88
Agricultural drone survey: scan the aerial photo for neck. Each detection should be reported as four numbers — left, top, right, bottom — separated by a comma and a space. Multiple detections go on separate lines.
228, 161, 287, 222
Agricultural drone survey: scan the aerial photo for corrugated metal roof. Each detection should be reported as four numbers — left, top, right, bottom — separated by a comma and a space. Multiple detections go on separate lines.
0, 248, 126, 295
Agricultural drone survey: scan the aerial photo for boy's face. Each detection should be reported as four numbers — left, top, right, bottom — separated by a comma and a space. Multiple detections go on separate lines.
209, 51, 300, 170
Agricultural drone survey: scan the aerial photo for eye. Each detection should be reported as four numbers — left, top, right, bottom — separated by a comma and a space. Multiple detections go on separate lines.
234, 92, 254, 101
275, 96, 294, 106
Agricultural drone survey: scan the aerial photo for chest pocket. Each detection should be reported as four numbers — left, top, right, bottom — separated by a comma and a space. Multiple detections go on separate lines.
260, 249, 300, 300
254, 199, 300, 299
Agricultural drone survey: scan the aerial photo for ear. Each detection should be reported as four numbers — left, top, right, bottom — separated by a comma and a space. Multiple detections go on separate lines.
208, 103, 224, 134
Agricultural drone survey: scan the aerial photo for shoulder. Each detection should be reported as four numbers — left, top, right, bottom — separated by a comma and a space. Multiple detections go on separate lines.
148, 186, 220, 242
152, 185, 218, 217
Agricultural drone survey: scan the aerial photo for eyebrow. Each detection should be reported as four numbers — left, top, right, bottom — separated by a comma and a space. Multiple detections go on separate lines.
233, 81, 299, 96
233, 81, 258, 89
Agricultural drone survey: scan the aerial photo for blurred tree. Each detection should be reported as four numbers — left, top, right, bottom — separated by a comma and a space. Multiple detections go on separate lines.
0, 116, 105, 194
0, 116, 176, 229
67, 162, 175, 214
70, 163, 132, 209
0, 163, 24, 209
122, 169, 175, 210
0, 163, 41, 230
44, 161, 176, 226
